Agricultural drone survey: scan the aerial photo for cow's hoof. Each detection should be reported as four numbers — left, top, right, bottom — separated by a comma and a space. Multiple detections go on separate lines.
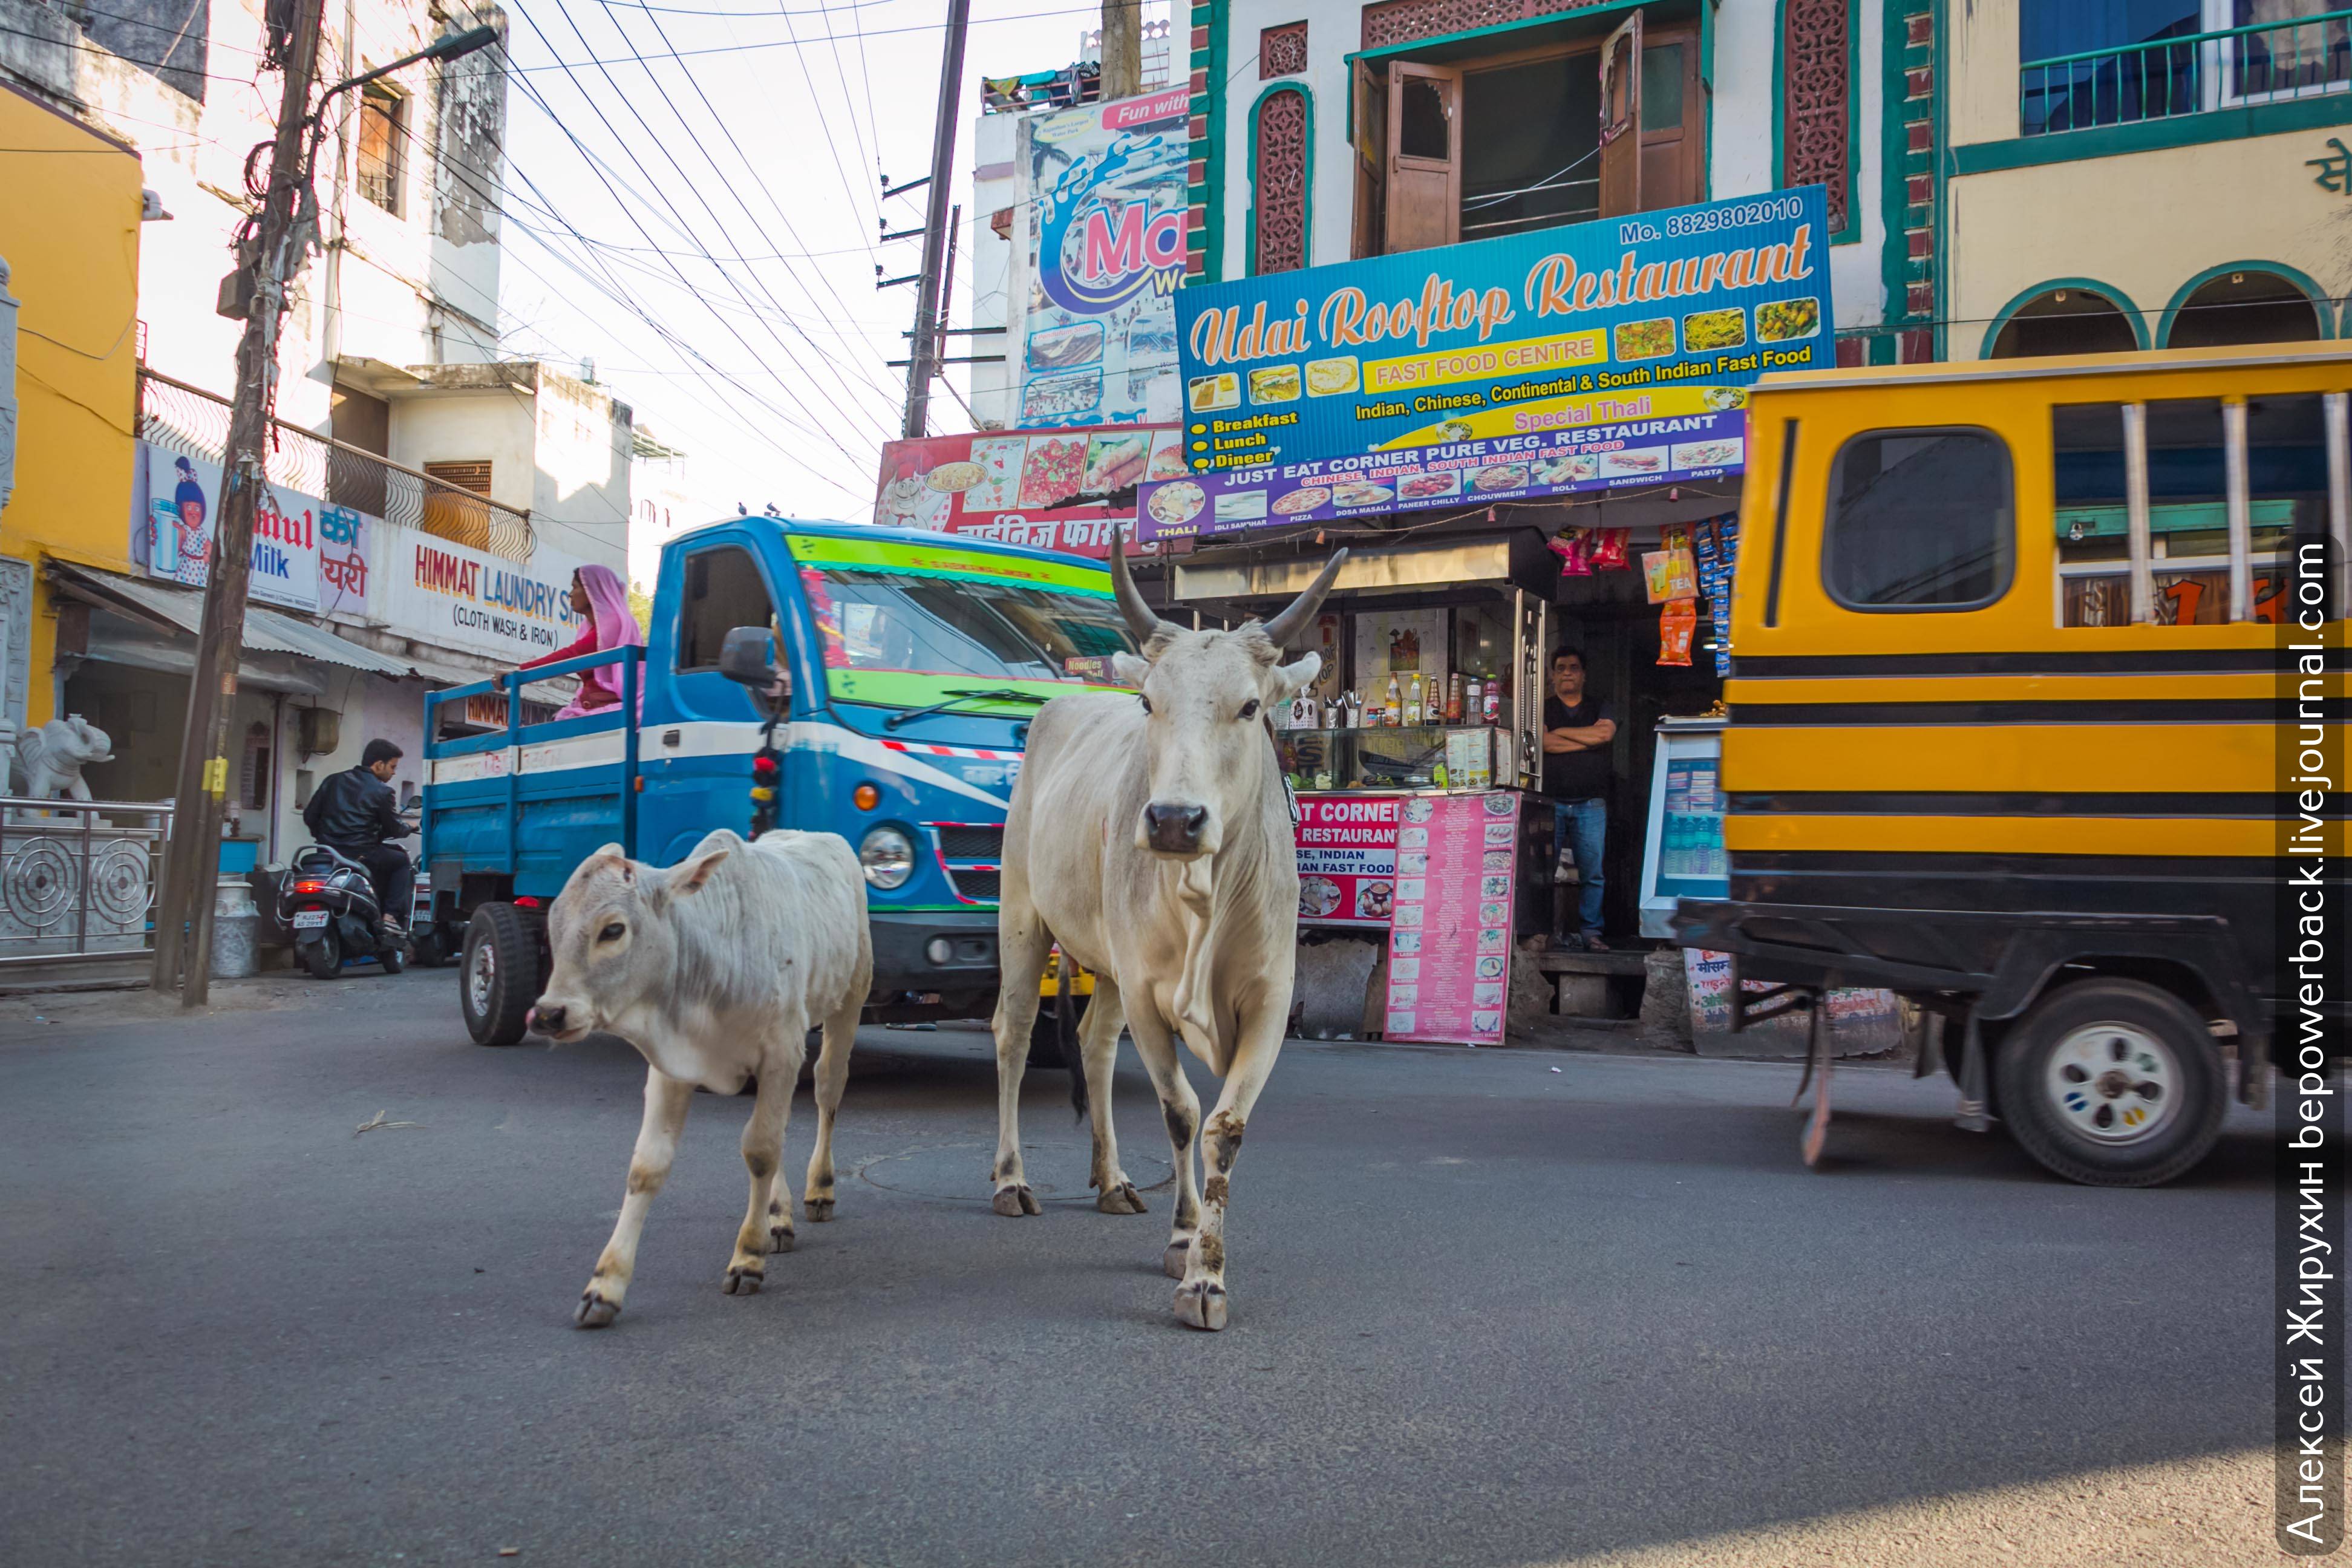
1097, 1182, 1147, 1215
1163, 1240, 1191, 1279
574, 1291, 619, 1329
1173, 1280, 1228, 1331
767, 1225, 795, 1253
723, 1265, 763, 1295
991, 1184, 1042, 1217
804, 1197, 836, 1223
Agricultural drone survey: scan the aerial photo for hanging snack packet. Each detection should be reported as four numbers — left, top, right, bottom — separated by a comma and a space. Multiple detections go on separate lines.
1658, 599, 1697, 665
1549, 528, 1596, 575
1642, 543, 1699, 603
1592, 527, 1630, 570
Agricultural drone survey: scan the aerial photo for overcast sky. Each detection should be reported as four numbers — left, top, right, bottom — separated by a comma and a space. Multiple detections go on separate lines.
468, 0, 1168, 577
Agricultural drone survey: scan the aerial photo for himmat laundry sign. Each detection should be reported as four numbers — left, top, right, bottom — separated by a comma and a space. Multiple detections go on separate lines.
380, 531, 589, 664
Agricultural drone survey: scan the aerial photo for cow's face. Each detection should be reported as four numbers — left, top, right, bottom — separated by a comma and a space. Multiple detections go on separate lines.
530, 842, 728, 1042
1115, 629, 1319, 859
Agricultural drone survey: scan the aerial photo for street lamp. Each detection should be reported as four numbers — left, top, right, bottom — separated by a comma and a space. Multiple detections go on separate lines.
319, 24, 500, 104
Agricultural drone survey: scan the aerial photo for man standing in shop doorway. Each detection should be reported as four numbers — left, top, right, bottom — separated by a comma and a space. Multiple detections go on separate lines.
1543, 648, 1616, 952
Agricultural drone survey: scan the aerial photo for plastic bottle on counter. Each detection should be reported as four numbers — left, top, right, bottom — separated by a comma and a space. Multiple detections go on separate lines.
1481, 678, 1501, 724
1465, 678, 1481, 722
1446, 672, 1463, 724
1386, 673, 1402, 726
1407, 673, 1424, 725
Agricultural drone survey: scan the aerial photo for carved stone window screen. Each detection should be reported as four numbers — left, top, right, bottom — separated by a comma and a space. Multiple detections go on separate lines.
1255, 88, 1310, 274
1361, 0, 1606, 53
1261, 21, 1308, 78
1782, 0, 1851, 234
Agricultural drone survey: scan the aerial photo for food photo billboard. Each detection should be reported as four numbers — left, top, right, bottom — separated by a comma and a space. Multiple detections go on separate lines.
873, 426, 1185, 557
1137, 188, 1832, 542
1011, 86, 1191, 428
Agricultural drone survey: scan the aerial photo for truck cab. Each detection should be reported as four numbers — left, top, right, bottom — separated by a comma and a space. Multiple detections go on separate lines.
420, 518, 1138, 1045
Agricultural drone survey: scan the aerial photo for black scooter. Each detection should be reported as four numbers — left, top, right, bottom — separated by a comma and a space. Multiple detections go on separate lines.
280, 844, 407, 979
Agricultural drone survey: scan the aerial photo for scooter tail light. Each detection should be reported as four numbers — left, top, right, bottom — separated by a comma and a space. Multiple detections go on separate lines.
293, 880, 324, 893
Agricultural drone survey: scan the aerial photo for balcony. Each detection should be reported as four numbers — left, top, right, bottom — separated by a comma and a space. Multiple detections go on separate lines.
2020, 8, 2352, 136
136, 369, 535, 563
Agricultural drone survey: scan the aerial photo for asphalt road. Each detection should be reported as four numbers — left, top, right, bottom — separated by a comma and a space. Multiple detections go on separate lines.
0, 972, 2278, 1567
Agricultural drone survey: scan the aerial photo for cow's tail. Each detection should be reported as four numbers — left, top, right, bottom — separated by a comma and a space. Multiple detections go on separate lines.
1057, 953, 1088, 1122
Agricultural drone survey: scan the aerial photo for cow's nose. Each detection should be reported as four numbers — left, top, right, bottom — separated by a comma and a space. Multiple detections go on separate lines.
1143, 803, 1209, 854
532, 1004, 566, 1035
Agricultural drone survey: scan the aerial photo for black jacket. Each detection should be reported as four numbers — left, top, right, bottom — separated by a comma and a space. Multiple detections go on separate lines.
303, 765, 408, 849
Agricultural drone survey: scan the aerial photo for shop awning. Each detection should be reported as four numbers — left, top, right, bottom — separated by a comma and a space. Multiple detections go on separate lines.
403, 652, 572, 709
49, 564, 417, 678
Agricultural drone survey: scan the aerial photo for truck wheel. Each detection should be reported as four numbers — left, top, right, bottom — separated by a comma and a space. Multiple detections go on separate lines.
462, 903, 542, 1047
1996, 979, 2227, 1187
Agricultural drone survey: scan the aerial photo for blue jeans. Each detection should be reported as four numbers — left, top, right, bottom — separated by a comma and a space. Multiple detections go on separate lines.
1552, 798, 1607, 940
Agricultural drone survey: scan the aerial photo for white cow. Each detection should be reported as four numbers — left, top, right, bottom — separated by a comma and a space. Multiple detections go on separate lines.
990, 533, 1346, 1330
529, 828, 873, 1328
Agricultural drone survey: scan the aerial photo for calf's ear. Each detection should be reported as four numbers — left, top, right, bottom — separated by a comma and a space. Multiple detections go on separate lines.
671, 846, 730, 895
1270, 652, 1322, 701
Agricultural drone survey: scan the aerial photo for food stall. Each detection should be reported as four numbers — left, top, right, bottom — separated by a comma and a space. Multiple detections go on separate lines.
1163, 532, 1555, 1044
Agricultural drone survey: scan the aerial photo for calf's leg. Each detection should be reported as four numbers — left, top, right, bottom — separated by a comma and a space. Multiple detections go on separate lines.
577, 1067, 695, 1328
728, 1020, 808, 1293
988, 892, 1051, 1216
803, 990, 860, 1221
1122, 1006, 1203, 1282
1082, 978, 1145, 1214
1173, 1007, 1287, 1333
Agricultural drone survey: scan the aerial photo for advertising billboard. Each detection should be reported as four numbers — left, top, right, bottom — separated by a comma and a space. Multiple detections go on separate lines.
136, 443, 334, 613
872, 425, 1186, 557
1137, 189, 1832, 541
379, 531, 591, 664
1012, 86, 1191, 427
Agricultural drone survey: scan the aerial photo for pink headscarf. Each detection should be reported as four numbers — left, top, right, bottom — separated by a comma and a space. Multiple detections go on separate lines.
554, 564, 646, 719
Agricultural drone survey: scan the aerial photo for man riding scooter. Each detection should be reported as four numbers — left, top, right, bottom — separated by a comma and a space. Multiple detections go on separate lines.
301, 739, 416, 943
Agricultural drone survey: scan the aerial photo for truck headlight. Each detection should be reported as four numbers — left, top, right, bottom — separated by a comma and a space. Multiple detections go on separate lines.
860, 825, 915, 889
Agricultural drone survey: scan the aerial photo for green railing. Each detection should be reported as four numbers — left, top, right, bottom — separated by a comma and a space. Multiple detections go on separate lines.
2021, 9, 2352, 137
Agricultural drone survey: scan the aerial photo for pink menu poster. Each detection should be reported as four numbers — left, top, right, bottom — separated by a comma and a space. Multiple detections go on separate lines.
1384, 791, 1519, 1045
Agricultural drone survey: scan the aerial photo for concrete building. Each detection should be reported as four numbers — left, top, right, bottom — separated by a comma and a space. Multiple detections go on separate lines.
1, 0, 635, 880
1942, 0, 2352, 359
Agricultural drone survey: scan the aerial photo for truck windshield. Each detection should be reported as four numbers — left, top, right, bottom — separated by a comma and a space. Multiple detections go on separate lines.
799, 566, 1137, 686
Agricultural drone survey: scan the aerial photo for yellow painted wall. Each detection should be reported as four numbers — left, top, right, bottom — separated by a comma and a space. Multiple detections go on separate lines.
1949, 129, 2352, 360
0, 83, 143, 728
1948, 0, 2025, 148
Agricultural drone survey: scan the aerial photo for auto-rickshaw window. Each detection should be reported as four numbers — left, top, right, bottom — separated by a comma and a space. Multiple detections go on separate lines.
1821, 428, 2013, 611
678, 546, 777, 670
2054, 403, 2131, 626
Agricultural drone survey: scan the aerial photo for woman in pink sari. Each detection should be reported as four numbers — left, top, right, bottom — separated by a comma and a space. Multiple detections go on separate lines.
518, 564, 645, 720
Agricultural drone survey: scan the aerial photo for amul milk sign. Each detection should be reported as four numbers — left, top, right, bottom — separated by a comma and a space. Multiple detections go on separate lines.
382, 534, 589, 662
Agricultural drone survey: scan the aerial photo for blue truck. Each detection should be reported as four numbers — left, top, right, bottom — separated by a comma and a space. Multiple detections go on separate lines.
418, 517, 1138, 1047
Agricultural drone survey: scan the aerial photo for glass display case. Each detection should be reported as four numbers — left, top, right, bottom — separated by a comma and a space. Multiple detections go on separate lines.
1277, 726, 1506, 793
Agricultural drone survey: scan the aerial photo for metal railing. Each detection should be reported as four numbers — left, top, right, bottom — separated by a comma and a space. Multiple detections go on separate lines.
137, 368, 536, 563
2022, 9, 2352, 136
0, 798, 174, 966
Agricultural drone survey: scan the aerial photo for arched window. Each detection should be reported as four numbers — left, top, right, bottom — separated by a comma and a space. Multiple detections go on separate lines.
2165, 269, 2324, 349
1253, 88, 1309, 275
1988, 287, 2139, 359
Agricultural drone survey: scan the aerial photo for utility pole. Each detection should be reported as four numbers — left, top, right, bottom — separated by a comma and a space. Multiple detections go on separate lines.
901, 0, 972, 439
1100, 0, 1142, 101
150, 0, 328, 1003
149, 16, 499, 1001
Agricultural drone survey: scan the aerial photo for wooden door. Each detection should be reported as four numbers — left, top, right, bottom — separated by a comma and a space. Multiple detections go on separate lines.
1596, 10, 1642, 218
1352, 56, 1388, 258
1385, 61, 1461, 253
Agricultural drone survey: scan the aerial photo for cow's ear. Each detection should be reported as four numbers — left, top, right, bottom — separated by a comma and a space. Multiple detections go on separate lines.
671, 846, 730, 895
1111, 652, 1150, 688
1270, 653, 1322, 701
590, 843, 634, 883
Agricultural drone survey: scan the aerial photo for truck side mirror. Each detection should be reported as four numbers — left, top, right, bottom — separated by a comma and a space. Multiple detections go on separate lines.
718, 625, 790, 712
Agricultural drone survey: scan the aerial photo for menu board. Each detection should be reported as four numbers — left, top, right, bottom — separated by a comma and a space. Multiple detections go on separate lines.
1384, 791, 1519, 1045
872, 426, 1186, 557
1295, 794, 1399, 927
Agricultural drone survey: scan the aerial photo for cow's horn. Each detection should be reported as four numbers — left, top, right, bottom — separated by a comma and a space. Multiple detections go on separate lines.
1107, 526, 1173, 642
1261, 549, 1351, 648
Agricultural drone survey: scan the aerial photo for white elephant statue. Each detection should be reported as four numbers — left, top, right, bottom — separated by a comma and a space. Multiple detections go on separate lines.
16, 714, 113, 802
